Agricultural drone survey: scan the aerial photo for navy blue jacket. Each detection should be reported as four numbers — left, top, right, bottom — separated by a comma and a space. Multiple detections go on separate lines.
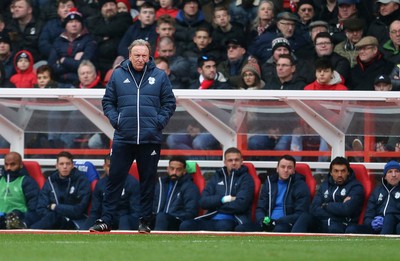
38, 18, 64, 59
196, 165, 255, 225
89, 175, 140, 221
48, 28, 97, 85
311, 170, 364, 224
36, 168, 91, 220
0, 167, 39, 213
153, 173, 200, 220
364, 178, 400, 226
256, 173, 311, 226
102, 57, 176, 144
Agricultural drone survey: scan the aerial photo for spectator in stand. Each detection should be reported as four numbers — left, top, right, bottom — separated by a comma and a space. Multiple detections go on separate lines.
264, 53, 306, 90
246, 0, 276, 46
83, 155, 140, 230
349, 36, 395, 90
211, 5, 246, 56
367, 0, 400, 45
156, 36, 190, 89
86, 0, 132, 78
217, 38, 250, 89
156, 0, 179, 19
347, 160, 400, 234
381, 20, 400, 65
10, 50, 37, 88
180, 147, 255, 232
31, 151, 91, 230
248, 11, 309, 64
295, 0, 316, 36
295, 20, 329, 61
261, 37, 310, 84
34, 64, 58, 88
6, 0, 44, 62
333, 17, 365, 68
240, 61, 265, 90
48, 8, 97, 88
292, 156, 364, 233
0, 152, 39, 229
77, 60, 103, 89
155, 56, 185, 89
306, 32, 351, 83
113, 2, 158, 66
153, 156, 201, 231
236, 155, 311, 232
189, 55, 230, 89
116, 0, 136, 20
0, 31, 15, 82
38, 0, 75, 60
174, 0, 212, 54
183, 27, 221, 80
326, 0, 360, 44
304, 57, 348, 90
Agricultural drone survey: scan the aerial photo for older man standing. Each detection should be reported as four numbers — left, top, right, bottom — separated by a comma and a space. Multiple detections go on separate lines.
90, 39, 176, 233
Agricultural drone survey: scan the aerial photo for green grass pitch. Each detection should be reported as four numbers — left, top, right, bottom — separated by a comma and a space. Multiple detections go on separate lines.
0, 233, 398, 261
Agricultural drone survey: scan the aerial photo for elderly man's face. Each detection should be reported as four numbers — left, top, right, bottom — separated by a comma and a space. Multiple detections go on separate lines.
345, 29, 363, 44
379, 2, 399, 16
338, 4, 357, 19
357, 45, 378, 63
277, 19, 296, 38
389, 21, 400, 47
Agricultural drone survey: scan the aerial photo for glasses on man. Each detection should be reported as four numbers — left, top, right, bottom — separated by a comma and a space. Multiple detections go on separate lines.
356, 45, 375, 51
227, 44, 239, 50
279, 22, 296, 28
390, 29, 400, 35
315, 42, 332, 46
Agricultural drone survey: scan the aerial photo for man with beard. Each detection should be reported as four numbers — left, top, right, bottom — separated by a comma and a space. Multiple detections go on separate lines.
153, 156, 201, 231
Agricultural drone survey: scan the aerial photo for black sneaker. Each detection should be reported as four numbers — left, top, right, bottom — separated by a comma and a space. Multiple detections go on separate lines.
138, 220, 151, 233
89, 219, 111, 232
5, 212, 27, 229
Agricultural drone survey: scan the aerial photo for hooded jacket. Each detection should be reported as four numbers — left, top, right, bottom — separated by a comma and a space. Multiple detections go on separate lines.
102, 57, 176, 144
0, 167, 39, 213
310, 169, 364, 224
154, 173, 200, 221
195, 165, 255, 225
36, 168, 91, 220
364, 178, 400, 226
256, 173, 311, 226
304, 71, 348, 90
10, 50, 37, 88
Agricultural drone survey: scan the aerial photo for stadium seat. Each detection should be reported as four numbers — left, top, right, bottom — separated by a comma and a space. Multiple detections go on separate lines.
350, 163, 374, 224
129, 162, 140, 180
295, 163, 316, 199
23, 161, 45, 189
243, 162, 261, 222
186, 161, 206, 194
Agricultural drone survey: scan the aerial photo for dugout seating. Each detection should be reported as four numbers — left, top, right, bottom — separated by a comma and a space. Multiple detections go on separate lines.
350, 163, 374, 225
23, 160, 46, 189
243, 162, 261, 222
295, 163, 316, 199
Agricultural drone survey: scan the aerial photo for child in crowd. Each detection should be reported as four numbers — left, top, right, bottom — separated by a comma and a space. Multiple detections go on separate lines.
10, 50, 37, 88
304, 58, 348, 90
34, 65, 58, 88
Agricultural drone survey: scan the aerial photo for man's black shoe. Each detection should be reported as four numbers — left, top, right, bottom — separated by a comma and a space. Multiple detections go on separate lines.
138, 220, 151, 233
89, 219, 111, 232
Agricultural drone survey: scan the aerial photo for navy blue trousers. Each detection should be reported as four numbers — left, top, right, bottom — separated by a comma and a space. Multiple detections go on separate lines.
101, 142, 160, 226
